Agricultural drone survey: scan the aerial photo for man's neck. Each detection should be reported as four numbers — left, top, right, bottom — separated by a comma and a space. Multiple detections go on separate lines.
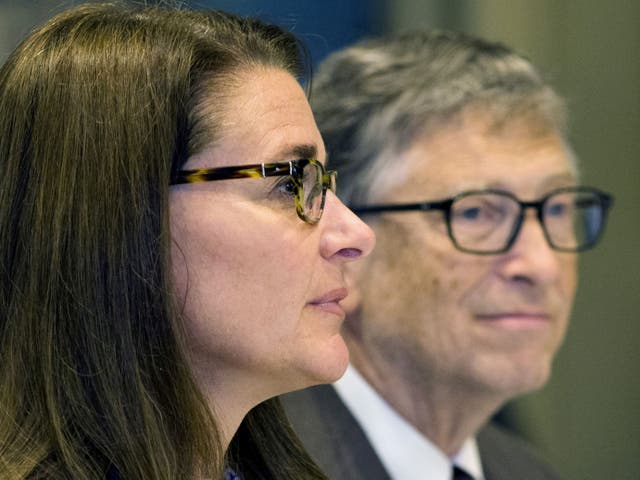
334, 365, 486, 480
347, 339, 506, 456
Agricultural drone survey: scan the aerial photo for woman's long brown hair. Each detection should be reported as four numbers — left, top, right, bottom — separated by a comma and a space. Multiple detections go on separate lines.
0, 3, 324, 479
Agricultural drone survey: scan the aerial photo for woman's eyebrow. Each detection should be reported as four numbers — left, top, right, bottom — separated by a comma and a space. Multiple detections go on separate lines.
269, 144, 317, 162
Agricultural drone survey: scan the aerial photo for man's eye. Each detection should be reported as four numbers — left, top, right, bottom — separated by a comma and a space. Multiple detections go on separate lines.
546, 201, 570, 217
454, 205, 495, 222
459, 207, 482, 220
453, 201, 509, 225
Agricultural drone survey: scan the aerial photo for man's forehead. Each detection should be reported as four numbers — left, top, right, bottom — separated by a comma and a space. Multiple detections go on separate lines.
370, 115, 576, 202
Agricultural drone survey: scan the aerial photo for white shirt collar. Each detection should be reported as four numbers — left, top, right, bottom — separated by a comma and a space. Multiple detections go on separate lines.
334, 365, 485, 480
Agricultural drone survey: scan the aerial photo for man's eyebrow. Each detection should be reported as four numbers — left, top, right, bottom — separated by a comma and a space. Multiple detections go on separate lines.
543, 172, 579, 185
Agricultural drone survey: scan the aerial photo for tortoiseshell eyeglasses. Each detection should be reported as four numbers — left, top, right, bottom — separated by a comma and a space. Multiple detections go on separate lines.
170, 158, 337, 224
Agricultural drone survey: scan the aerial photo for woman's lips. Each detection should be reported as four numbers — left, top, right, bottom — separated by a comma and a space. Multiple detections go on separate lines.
309, 288, 349, 318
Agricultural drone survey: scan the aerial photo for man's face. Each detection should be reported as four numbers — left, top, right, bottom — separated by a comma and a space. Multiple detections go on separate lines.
345, 113, 578, 400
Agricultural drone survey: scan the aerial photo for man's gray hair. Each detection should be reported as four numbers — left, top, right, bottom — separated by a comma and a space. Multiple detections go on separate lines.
313, 30, 568, 205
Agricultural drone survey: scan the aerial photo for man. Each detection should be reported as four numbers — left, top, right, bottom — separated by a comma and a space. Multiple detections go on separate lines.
282, 31, 612, 480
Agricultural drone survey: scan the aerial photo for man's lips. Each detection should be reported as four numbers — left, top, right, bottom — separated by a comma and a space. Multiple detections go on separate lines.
475, 312, 551, 329
308, 288, 349, 317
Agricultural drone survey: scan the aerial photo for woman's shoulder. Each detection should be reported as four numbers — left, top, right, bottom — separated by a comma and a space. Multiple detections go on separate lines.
224, 467, 242, 480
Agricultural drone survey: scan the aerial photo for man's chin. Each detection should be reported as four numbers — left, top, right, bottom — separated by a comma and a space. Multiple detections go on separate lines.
471, 354, 554, 400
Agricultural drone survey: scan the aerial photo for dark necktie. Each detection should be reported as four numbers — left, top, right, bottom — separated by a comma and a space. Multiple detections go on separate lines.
452, 465, 474, 480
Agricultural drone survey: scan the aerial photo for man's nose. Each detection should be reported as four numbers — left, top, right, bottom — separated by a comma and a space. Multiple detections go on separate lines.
498, 211, 562, 285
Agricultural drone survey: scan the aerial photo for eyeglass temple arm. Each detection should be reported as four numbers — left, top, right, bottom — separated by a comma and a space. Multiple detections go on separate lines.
350, 199, 451, 215
261, 161, 294, 177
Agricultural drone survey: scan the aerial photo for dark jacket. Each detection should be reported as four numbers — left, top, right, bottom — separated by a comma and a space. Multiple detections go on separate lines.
282, 384, 561, 480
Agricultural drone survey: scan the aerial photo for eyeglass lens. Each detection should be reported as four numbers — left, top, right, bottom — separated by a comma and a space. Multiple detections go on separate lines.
300, 161, 325, 222
449, 190, 607, 253
543, 190, 606, 250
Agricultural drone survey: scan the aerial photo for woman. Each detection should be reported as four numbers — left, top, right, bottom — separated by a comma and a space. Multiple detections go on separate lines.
0, 3, 374, 479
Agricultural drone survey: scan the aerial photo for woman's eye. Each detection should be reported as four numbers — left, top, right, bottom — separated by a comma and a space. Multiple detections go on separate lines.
271, 176, 297, 198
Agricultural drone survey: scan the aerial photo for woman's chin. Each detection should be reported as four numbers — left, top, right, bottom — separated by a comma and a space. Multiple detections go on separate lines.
293, 335, 350, 389
270, 336, 350, 398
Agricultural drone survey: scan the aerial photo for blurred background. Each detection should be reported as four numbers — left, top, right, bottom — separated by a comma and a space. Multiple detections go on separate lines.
1, 1, 637, 478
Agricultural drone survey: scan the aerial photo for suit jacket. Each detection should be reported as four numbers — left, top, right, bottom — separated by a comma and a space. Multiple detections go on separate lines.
281, 384, 561, 480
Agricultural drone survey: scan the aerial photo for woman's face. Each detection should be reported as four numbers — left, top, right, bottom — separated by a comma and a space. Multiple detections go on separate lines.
169, 67, 375, 407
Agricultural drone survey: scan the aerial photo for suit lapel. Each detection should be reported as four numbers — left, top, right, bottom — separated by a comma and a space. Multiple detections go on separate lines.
282, 384, 391, 480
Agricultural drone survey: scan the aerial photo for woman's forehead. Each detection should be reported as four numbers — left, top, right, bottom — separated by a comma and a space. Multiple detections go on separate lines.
191, 67, 324, 168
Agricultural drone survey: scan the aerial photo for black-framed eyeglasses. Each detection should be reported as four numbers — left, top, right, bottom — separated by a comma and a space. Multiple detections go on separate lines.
170, 158, 336, 224
351, 186, 613, 254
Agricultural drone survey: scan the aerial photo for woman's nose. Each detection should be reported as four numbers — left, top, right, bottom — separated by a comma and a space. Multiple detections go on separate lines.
319, 191, 376, 262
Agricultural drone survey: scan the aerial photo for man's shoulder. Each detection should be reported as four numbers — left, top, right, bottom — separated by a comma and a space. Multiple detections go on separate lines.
283, 387, 562, 480
281, 384, 346, 437
281, 385, 391, 480
478, 423, 562, 480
